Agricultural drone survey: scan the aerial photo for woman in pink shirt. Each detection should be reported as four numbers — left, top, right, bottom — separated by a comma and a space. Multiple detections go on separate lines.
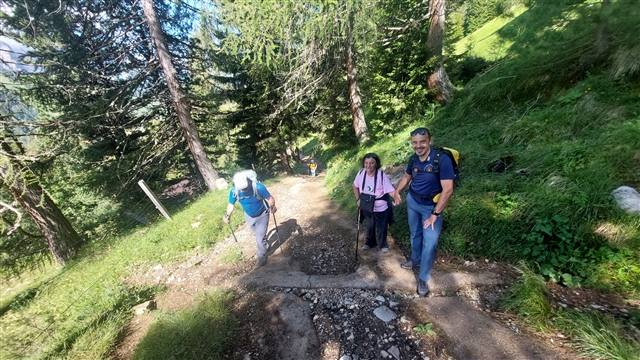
352, 153, 396, 252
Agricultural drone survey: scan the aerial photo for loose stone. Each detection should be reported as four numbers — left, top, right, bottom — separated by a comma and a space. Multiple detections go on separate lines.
374, 306, 397, 323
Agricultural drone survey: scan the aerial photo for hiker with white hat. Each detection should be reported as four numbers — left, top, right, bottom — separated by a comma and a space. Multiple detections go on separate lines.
223, 170, 277, 266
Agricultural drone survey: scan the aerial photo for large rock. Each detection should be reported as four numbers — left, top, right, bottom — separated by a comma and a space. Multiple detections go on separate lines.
373, 305, 397, 323
132, 300, 156, 315
612, 186, 640, 214
215, 178, 229, 190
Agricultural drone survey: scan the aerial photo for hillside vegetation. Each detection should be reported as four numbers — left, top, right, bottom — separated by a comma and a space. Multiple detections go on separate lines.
323, 2, 640, 355
328, 0, 640, 293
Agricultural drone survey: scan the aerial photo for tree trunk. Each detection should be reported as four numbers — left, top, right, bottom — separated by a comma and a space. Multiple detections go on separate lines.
140, 0, 226, 190
596, 0, 612, 57
0, 141, 80, 265
346, 13, 369, 144
279, 150, 293, 174
427, 0, 454, 105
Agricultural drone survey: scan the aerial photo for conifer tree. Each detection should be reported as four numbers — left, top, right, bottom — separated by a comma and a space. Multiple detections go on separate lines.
0, 0, 218, 194
0, 127, 80, 265
140, 0, 225, 190
212, 0, 374, 145
427, 0, 454, 104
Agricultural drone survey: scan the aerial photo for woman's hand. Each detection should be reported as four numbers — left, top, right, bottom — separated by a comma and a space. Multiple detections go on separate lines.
392, 192, 402, 206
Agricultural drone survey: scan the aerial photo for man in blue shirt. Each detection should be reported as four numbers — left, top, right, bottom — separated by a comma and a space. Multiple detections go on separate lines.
393, 128, 455, 297
223, 171, 277, 266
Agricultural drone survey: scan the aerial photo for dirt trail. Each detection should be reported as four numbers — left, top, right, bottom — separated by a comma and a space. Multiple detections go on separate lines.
115, 173, 574, 360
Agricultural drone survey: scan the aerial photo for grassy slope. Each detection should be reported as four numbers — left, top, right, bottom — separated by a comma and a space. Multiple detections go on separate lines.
323, 1, 640, 356
453, 4, 529, 60
0, 190, 238, 359
324, 0, 640, 295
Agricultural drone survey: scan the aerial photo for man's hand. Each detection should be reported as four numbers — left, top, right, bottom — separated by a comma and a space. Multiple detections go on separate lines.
392, 192, 402, 206
423, 214, 437, 230
269, 205, 277, 214
222, 214, 230, 224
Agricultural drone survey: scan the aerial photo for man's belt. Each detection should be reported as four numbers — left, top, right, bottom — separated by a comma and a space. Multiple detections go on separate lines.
409, 187, 440, 203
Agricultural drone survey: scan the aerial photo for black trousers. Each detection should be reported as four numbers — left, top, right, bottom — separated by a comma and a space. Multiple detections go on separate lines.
362, 208, 390, 249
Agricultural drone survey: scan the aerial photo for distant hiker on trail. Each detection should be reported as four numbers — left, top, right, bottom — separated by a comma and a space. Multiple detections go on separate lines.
353, 153, 396, 253
223, 171, 277, 267
309, 159, 318, 177
393, 128, 455, 297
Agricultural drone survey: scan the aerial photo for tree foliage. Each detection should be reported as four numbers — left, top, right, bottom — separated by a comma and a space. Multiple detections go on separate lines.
204, 0, 376, 154
0, 0, 204, 194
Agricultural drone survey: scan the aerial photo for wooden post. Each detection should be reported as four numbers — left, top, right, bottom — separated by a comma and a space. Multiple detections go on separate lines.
138, 180, 172, 221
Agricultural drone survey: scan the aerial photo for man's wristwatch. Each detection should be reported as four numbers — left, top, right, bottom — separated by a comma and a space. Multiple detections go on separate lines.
431, 209, 441, 217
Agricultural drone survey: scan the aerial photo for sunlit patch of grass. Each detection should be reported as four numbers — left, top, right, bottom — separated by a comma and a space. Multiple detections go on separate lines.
0, 262, 61, 316
594, 221, 639, 246
132, 288, 237, 360
453, 4, 528, 60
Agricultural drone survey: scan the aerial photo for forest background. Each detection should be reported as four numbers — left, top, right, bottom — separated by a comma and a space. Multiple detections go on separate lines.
0, 0, 639, 358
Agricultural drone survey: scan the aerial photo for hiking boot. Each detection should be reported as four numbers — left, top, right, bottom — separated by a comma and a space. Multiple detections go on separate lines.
417, 280, 429, 297
381, 247, 389, 253
362, 244, 371, 250
257, 256, 267, 267
401, 260, 420, 269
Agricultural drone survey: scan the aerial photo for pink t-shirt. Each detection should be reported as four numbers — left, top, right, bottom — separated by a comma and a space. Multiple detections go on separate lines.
353, 170, 395, 212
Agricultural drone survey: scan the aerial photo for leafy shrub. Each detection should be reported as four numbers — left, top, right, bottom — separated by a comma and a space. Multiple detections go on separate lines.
521, 215, 621, 287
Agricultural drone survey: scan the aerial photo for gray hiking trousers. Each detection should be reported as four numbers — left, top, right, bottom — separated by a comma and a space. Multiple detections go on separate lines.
244, 210, 270, 258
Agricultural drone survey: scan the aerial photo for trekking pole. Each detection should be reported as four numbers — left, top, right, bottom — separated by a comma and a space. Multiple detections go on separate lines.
227, 223, 245, 261
262, 199, 284, 254
271, 211, 284, 254
355, 209, 361, 262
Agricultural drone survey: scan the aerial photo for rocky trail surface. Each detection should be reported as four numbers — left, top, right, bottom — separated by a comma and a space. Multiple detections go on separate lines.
114, 172, 614, 360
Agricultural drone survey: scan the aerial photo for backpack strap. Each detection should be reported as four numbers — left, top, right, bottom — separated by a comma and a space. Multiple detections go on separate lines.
360, 169, 377, 194
252, 180, 263, 201
408, 150, 441, 202
377, 171, 392, 201
408, 154, 418, 179
234, 179, 264, 206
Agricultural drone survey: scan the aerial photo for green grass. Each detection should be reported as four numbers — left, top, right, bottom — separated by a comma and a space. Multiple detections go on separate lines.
501, 266, 640, 360
3, 1, 640, 358
557, 310, 640, 360
132, 288, 237, 360
0, 189, 239, 359
0, 262, 61, 316
322, 0, 640, 354
500, 264, 555, 330
453, 4, 529, 60
216, 246, 244, 264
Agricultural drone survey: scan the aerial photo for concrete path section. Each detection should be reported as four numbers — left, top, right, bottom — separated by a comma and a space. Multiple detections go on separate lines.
234, 245, 504, 293
265, 292, 320, 360
417, 297, 560, 360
